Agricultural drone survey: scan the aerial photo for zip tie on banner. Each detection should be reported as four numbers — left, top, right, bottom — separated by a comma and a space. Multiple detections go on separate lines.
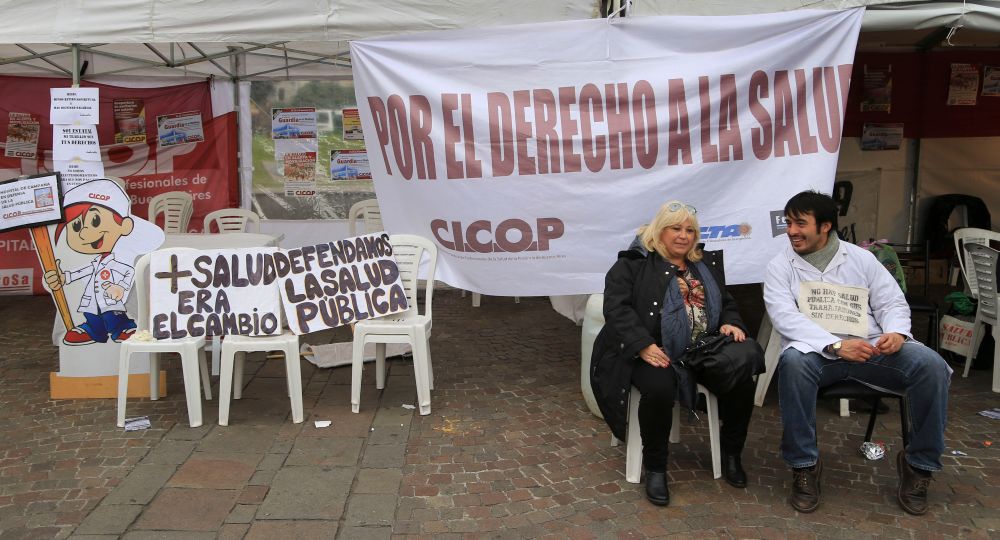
946, 0, 969, 46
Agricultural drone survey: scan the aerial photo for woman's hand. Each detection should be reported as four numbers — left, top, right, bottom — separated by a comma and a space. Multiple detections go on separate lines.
639, 344, 670, 368
719, 324, 746, 342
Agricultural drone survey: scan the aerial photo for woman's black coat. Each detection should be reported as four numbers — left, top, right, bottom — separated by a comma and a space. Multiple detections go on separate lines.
589, 247, 747, 441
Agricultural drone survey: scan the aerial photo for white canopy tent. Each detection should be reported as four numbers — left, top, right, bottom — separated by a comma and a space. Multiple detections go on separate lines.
0, 0, 995, 248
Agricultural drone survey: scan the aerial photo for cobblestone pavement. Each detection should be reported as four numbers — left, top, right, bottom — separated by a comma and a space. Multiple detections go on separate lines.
1, 289, 998, 539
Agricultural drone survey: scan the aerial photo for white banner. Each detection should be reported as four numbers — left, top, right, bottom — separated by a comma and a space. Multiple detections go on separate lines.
351, 9, 863, 295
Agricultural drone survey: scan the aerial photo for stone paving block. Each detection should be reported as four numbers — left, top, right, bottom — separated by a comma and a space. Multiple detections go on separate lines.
225, 503, 257, 524
67, 535, 119, 540
344, 493, 398, 527
244, 520, 338, 539
257, 467, 353, 520
248, 469, 277, 486
237, 485, 269, 504
367, 424, 408, 445
256, 453, 286, 471
197, 425, 280, 453
162, 423, 212, 441
101, 464, 175, 505
361, 443, 406, 468
355, 468, 402, 494
121, 532, 215, 540
337, 526, 393, 539
284, 437, 364, 467
73, 504, 142, 535
139, 440, 196, 465
134, 488, 239, 531
217, 523, 250, 540
371, 407, 413, 428
299, 406, 375, 438
166, 453, 261, 489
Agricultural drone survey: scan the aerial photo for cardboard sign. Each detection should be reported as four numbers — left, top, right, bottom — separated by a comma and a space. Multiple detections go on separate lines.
278, 233, 409, 335
797, 281, 870, 337
0, 173, 63, 232
149, 247, 283, 339
940, 315, 975, 356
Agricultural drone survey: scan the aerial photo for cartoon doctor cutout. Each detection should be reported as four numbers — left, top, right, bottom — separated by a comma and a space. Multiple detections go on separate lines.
44, 178, 164, 345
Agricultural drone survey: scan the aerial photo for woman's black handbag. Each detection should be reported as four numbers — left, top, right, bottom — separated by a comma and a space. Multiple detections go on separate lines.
682, 332, 765, 395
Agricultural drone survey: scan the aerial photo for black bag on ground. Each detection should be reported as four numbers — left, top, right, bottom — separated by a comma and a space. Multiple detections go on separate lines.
682, 332, 766, 395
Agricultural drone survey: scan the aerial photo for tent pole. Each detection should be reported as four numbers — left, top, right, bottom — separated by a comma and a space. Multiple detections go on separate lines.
904, 138, 920, 243
71, 44, 80, 86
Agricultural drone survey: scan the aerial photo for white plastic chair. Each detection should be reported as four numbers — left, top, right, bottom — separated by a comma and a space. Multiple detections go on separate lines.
613, 384, 721, 483
351, 234, 436, 415
954, 228, 1000, 296
961, 243, 999, 392
117, 249, 211, 428
148, 191, 194, 233
203, 208, 260, 234
347, 199, 383, 236
218, 330, 303, 425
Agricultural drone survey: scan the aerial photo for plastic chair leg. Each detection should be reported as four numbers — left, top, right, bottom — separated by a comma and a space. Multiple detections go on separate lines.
625, 387, 642, 484
472, 292, 481, 307
993, 325, 1000, 394
351, 335, 365, 413
117, 348, 132, 428
179, 343, 203, 427
218, 344, 235, 426
412, 328, 432, 416
233, 351, 245, 399
426, 342, 434, 391
199, 349, 212, 400
149, 353, 160, 401
284, 342, 304, 423
754, 325, 781, 406
375, 343, 387, 390
702, 388, 722, 479
964, 318, 985, 378
669, 405, 680, 444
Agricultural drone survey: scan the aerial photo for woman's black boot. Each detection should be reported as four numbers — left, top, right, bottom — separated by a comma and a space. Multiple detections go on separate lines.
723, 451, 747, 488
644, 470, 670, 505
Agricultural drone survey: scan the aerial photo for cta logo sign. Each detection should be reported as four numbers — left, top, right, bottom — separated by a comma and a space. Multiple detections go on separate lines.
700, 223, 752, 240
431, 218, 564, 253
770, 211, 788, 237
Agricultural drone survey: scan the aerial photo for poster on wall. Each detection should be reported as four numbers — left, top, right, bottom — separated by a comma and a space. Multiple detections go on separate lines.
4, 113, 40, 159
283, 151, 318, 196
947, 63, 980, 106
53, 159, 105, 191
982, 66, 1000, 96
271, 108, 317, 139
860, 65, 892, 112
49, 88, 100, 124
113, 98, 147, 144
52, 125, 101, 162
832, 170, 880, 245
330, 149, 371, 180
860, 123, 903, 151
156, 111, 205, 147
342, 108, 363, 140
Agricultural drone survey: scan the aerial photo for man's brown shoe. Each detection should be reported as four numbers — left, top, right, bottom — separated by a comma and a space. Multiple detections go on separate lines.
897, 451, 931, 515
789, 460, 822, 513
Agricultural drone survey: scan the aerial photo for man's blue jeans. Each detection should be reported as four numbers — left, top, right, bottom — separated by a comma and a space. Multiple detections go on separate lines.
778, 342, 951, 472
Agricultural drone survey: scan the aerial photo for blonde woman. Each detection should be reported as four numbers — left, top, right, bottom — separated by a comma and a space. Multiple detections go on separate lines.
590, 201, 762, 506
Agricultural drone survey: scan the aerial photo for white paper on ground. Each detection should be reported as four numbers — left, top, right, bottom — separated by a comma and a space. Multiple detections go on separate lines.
300, 342, 411, 368
124, 416, 151, 431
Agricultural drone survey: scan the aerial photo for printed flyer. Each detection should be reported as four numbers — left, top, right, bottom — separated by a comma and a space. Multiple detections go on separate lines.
330, 149, 371, 180
4, 112, 40, 159
342, 108, 363, 140
156, 111, 205, 147
860, 123, 904, 151
982, 66, 1000, 96
283, 152, 318, 197
860, 66, 892, 113
947, 63, 980, 106
272, 108, 317, 139
113, 98, 147, 144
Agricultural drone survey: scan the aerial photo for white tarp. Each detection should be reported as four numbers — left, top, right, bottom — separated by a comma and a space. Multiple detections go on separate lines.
351, 9, 864, 295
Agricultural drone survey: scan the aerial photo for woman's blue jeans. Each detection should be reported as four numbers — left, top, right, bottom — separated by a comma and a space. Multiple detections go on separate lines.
777, 342, 951, 472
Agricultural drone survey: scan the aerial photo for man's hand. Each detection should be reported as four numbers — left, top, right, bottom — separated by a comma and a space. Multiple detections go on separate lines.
639, 344, 670, 368
719, 324, 746, 342
875, 333, 905, 355
836, 338, 878, 362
